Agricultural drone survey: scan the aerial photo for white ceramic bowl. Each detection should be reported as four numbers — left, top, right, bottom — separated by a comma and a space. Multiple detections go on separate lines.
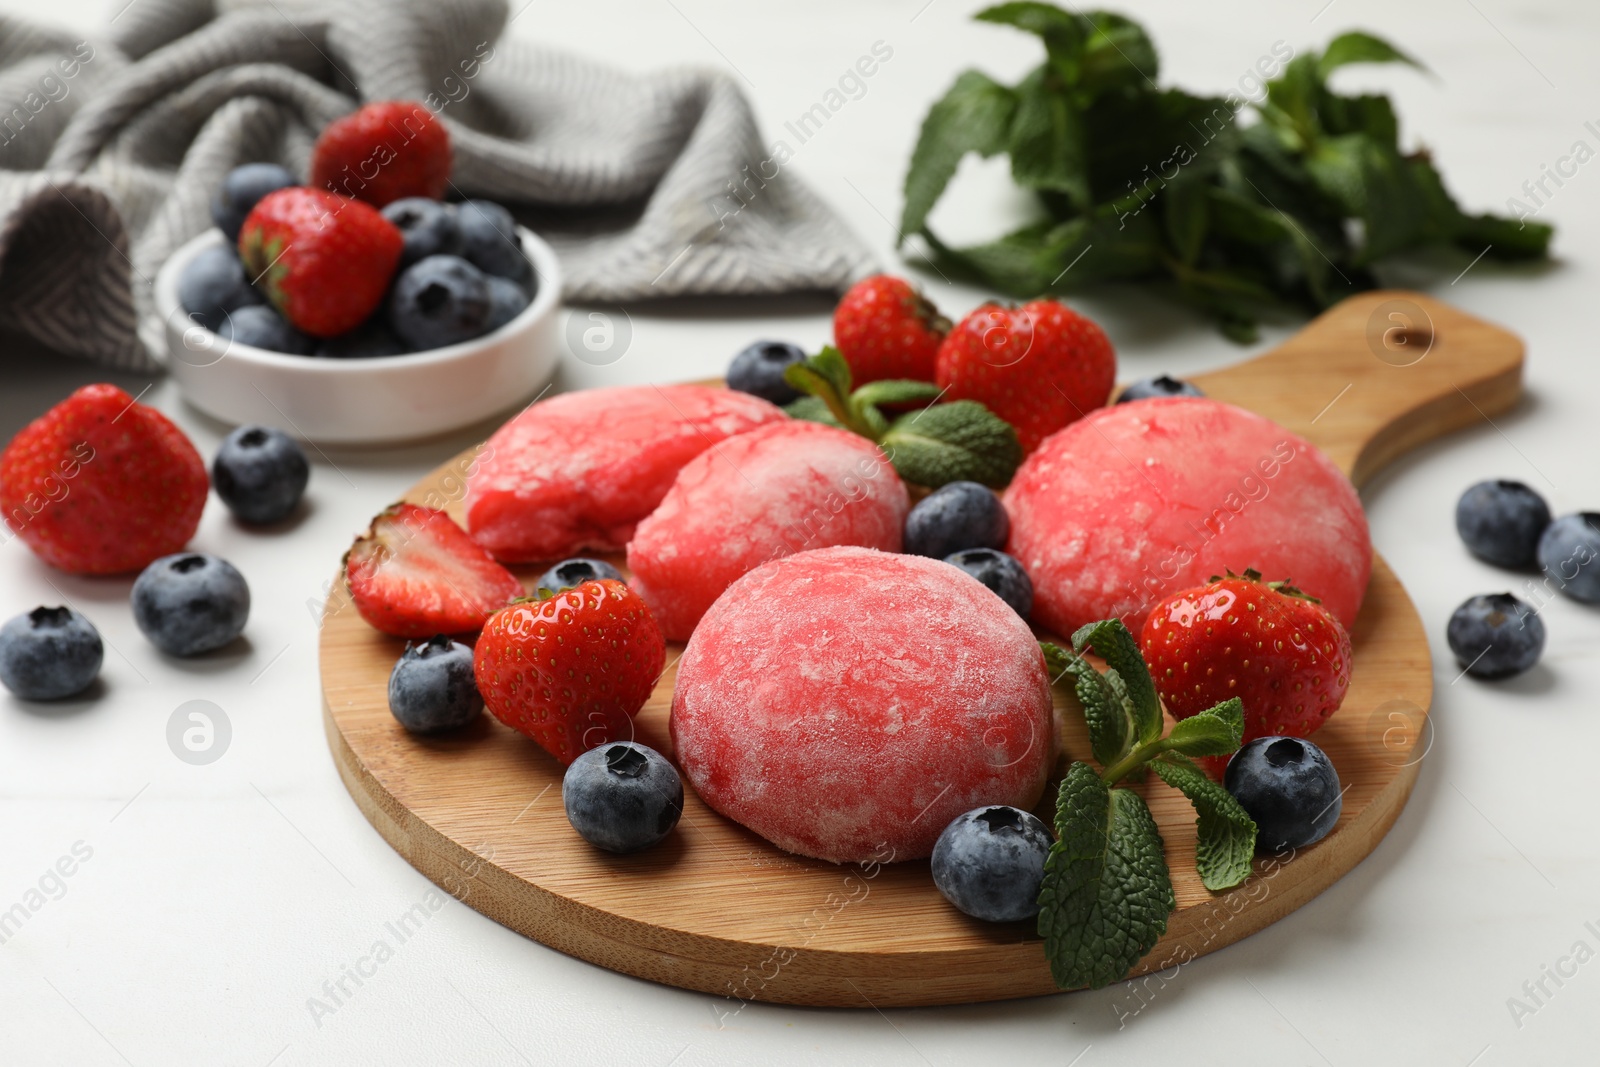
152, 226, 562, 445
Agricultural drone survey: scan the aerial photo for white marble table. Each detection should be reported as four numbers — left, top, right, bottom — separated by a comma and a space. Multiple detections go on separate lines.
2, 0, 1598, 1062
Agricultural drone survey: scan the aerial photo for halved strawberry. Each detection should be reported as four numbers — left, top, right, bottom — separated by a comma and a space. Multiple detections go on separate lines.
345, 503, 523, 637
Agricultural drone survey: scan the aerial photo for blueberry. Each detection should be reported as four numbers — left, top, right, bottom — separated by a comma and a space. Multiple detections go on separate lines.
381, 197, 462, 269
484, 275, 530, 332
388, 255, 492, 350
219, 305, 315, 355
1225, 736, 1342, 853
316, 321, 408, 358
456, 200, 530, 281
905, 481, 1009, 559
1455, 480, 1550, 569
178, 245, 263, 332
211, 163, 297, 243
931, 806, 1052, 923
0, 607, 102, 700
726, 341, 806, 404
211, 425, 309, 525
536, 557, 623, 593
132, 553, 251, 657
387, 635, 482, 734
1116, 375, 1204, 403
563, 742, 683, 853
1446, 593, 1545, 679
1537, 513, 1600, 603
943, 547, 1033, 616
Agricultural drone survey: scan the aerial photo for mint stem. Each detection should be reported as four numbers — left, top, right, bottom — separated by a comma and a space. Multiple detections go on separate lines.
1099, 738, 1171, 785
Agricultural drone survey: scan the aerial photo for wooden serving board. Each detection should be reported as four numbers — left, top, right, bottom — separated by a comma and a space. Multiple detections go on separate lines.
320, 290, 1522, 1007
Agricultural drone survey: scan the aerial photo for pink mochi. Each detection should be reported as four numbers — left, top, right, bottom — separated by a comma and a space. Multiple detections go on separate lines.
466, 385, 785, 562
628, 421, 910, 641
671, 546, 1054, 864
1005, 396, 1371, 637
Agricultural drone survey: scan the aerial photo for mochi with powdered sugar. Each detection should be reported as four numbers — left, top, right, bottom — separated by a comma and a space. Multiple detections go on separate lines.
670, 546, 1054, 864
465, 385, 785, 562
628, 421, 909, 641
1005, 396, 1371, 638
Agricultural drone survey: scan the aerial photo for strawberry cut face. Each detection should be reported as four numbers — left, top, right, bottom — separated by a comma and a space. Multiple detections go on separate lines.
345, 503, 523, 638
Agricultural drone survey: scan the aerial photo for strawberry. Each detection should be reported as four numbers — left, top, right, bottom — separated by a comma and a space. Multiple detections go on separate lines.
310, 100, 452, 208
1140, 569, 1354, 774
345, 503, 523, 638
238, 187, 403, 337
474, 580, 666, 766
935, 299, 1115, 453
1, 384, 206, 575
833, 275, 950, 384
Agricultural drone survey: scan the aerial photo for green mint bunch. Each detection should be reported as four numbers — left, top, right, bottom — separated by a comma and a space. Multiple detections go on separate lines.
1036, 619, 1257, 990
782, 347, 1023, 488
900, 3, 1553, 342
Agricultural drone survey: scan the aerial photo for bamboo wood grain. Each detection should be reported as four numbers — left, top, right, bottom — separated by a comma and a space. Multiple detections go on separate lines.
320, 289, 1522, 1007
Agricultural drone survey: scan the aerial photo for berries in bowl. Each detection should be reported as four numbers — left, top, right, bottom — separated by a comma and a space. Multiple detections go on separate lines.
152, 102, 562, 445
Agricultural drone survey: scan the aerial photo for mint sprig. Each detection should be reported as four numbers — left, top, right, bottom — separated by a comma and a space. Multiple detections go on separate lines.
1037, 620, 1258, 987
782, 348, 1022, 488
900, 7, 1553, 341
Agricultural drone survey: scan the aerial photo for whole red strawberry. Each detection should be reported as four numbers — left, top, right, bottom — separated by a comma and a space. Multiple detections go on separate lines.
310, 100, 452, 207
936, 299, 1115, 453
475, 579, 666, 766
345, 503, 524, 637
833, 275, 950, 384
0, 384, 207, 575
239, 187, 403, 337
1141, 570, 1353, 773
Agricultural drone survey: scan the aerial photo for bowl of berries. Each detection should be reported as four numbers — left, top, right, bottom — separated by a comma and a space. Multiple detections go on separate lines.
151, 102, 563, 446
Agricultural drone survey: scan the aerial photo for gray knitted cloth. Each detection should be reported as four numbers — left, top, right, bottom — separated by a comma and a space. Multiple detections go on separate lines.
0, 0, 874, 371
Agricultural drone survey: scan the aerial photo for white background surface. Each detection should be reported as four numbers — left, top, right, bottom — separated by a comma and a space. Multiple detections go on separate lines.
2, 0, 1597, 1063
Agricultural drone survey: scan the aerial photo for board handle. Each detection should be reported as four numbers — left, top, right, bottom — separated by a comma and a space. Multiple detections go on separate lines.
1188, 290, 1524, 489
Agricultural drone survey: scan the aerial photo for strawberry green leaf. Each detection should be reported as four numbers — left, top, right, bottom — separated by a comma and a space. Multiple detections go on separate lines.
1153, 754, 1257, 891
1163, 697, 1245, 758
879, 400, 1022, 488
1070, 619, 1162, 746
1038, 762, 1174, 989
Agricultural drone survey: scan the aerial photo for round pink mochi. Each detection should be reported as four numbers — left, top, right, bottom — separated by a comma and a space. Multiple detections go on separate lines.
671, 546, 1053, 864
466, 385, 785, 562
628, 420, 909, 641
1005, 397, 1371, 638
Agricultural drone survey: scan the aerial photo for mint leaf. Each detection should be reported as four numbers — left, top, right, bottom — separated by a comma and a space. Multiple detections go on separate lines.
900, 70, 1018, 237
1317, 31, 1425, 79
1039, 640, 1074, 684
879, 400, 1022, 488
1007, 67, 1090, 207
1070, 619, 1161, 746
1163, 697, 1245, 758
783, 395, 843, 428
1056, 643, 1131, 768
1038, 762, 1174, 989
1153, 754, 1257, 891
783, 346, 853, 402
851, 379, 946, 409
